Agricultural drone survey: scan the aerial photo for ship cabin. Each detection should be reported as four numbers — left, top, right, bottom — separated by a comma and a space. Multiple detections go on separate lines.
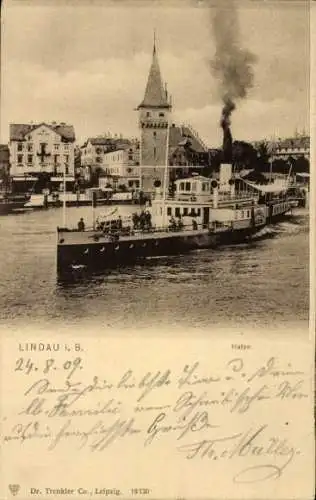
150, 167, 261, 231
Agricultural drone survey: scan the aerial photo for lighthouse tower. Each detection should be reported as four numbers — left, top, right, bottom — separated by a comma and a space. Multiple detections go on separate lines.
137, 38, 172, 195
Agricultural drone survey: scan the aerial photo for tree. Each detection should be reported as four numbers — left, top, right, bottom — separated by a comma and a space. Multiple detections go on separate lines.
232, 141, 258, 171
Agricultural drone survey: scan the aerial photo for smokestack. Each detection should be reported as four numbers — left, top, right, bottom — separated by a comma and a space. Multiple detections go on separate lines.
221, 97, 234, 163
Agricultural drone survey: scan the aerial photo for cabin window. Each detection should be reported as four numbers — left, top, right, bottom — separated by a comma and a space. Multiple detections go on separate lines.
167, 207, 172, 216
185, 182, 191, 191
183, 207, 188, 215
146, 112, 150, 117
192, 182, 197, 191
197, 208, 201, 216
175, 207, 180, 217
180, 182, 185, 191
247, 210, 250, 217
159, 112, 164, 117
241, 211, 245, 218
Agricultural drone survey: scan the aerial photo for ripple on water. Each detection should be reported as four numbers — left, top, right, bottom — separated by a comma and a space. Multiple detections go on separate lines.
0, 206, 309, 332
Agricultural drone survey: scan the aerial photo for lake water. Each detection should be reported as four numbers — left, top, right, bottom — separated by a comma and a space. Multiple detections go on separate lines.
0, 205, 309, 336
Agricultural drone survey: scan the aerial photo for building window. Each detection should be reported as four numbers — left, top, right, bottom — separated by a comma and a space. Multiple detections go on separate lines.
64, 144, 69, 151
17, 143, 23, 151
128, 154, 133, 160
64, 155, 69, 162
153, 131, 157, 137
27, 144, 33, 152
27, 154, 33, 163
17, 154, 23, 164
54, 144, 60, 150
154, 147, 156, 159
135, 180, 140, 188
167, 207, 172, 216
65, 165, 69, 175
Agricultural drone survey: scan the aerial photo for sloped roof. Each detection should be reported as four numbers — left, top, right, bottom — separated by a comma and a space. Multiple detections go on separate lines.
169, 125, 207, 153
85, 137, 132, 148
138, 45, 170, 108
175, 175, 210, 183
10, 123, 75, 142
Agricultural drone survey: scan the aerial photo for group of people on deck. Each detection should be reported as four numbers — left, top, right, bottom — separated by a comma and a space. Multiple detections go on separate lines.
168, 215, 198, 232
132, 210, 152, 231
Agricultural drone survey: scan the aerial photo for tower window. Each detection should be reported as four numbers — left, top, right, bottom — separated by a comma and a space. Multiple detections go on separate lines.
159, 113, 165, 117
146, 112, 151, 117
153, 131, 157, 137
153, 147, 157, 159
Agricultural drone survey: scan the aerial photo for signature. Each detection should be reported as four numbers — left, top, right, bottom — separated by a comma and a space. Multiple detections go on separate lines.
177, 424, 300, 483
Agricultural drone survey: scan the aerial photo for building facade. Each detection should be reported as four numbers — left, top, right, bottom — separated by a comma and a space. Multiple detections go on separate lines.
270, 136, 310, 161
99, 141, 140, 190
9, 122, 75, 177
0, 145, 10, 177
80, 136, 138, 183
138, 41, 172, 194
253, 135, 310, 162
137, 43, 210, 194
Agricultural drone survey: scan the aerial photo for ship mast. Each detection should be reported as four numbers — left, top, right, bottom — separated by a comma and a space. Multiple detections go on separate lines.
161, 118, 170, 227
62, 160, 66, 226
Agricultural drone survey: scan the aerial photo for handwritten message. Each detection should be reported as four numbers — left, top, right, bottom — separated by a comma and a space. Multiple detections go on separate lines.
0, 337, 314, 499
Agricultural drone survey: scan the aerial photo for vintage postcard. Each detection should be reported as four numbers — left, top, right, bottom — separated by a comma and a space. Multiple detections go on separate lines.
0, 0, 314, 499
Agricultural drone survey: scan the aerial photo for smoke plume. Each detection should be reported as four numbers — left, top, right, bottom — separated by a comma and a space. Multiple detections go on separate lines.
210, 3, 257, 128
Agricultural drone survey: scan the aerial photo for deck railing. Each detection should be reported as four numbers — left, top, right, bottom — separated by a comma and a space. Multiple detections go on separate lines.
57, 219, 239, 236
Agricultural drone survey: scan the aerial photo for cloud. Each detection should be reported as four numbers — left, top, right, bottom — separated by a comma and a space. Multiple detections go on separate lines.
1, 2, 309, 144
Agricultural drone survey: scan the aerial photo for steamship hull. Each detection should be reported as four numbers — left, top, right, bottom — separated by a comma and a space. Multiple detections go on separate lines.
57, 223, 262, 279
265, 200, 292, 223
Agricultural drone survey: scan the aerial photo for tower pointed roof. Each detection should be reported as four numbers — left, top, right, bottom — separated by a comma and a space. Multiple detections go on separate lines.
138, 41, 170, 109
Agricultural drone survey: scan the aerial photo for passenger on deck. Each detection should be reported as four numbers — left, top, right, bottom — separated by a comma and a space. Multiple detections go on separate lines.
177, 216, 184, 231
78, 218, 85, 231
192, 218, 198, 230
169, 216, 177, 231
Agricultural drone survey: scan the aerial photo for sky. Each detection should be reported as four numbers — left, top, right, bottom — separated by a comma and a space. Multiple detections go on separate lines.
1, 0, 310, 148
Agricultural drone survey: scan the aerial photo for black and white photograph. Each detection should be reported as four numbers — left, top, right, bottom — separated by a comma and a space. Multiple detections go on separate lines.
0, 0, 310, 335
0, 1, 314, 499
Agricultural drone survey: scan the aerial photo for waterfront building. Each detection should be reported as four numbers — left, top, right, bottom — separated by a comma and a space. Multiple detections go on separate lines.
0, 144, 10, 181
100, 141, 140, 190
80, 136, 138, 183
9, 122, 76, 190
253, 135, 310, 162
271, 136, 310, 161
